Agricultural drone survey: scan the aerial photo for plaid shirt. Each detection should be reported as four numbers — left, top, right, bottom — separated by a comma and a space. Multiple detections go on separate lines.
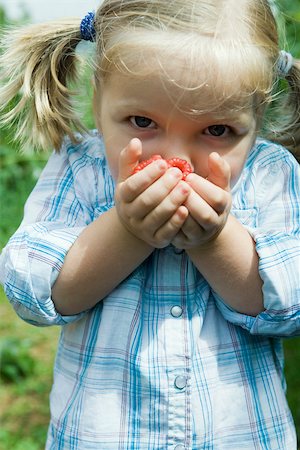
1, 132, 299, 449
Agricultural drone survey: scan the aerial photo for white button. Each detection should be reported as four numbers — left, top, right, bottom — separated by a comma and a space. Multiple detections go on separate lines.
174, 445, 185, 450
174, 375, 187, 390
170, 305, 183, 318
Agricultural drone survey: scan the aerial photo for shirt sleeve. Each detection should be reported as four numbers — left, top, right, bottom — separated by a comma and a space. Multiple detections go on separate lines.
0, 136, 111, 326
215, 146, 300, 337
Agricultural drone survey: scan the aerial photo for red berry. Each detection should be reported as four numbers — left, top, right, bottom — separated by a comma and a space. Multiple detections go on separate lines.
132, 154, 163, 174
167, 158, 193, 180
132, 155, 193, 180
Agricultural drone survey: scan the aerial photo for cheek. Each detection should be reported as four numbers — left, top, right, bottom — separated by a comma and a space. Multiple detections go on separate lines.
225, 153, 249, 187
224, 135, 255, 186
193, 160, 209, 178
229, 164, 243, 186
106, 154, 119, 180
101, 135, 125, 181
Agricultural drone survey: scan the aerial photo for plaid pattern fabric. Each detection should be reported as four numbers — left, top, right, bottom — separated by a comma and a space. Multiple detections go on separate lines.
1, 132, 299, 449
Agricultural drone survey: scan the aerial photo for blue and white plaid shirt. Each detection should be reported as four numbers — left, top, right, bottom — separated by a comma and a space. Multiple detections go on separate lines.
1, 132, 299, 449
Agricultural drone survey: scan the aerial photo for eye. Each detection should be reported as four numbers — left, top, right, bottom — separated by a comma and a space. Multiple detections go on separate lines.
204, 125, 230, 137
130, 116, 156, 129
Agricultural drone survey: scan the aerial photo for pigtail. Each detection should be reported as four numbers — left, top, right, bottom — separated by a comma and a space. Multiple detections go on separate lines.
269, 58, 300, 162
0, 20, 87, 151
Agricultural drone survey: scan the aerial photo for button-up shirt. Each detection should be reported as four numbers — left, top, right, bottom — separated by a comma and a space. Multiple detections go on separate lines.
1, 132, 299, 449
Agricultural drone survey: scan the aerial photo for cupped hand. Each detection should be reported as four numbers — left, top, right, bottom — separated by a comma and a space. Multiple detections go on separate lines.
115, 139, 191, 248
171, 152, 232, 249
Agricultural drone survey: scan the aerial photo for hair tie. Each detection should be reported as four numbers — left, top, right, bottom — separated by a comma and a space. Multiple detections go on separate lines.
80, 12, 96, 42
277, 50, 293, 78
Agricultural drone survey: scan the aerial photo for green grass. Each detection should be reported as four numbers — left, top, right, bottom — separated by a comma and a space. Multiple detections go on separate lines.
284, 338, 300, 438
0, 287, 59, 450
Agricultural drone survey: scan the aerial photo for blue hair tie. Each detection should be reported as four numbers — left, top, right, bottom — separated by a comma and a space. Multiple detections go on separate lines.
80, 12, 96, 42
277, 50, 293, 78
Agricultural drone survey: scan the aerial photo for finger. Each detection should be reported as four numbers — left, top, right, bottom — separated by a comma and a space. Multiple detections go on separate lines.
185, 174, 230, 214
122, 165, 181, 205
142, 180, 190, 225
181, 213, 203, 236
118, 138, 143, 182
171, 230, 189, 249
184, 189, 219, 229
171, 216, 197, 250
153, 205, 189, 248
206, 152, 231, 191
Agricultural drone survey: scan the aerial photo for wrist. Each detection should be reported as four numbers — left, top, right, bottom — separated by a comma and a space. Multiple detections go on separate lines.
186, 214, 233, 255
112, 207, 155, 253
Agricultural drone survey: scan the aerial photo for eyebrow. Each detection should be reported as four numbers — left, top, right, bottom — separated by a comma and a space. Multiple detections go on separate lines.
177, 108, 255, 130
114, 96, 254, 129
205, 112, 254, 127
114, 98, 158, 111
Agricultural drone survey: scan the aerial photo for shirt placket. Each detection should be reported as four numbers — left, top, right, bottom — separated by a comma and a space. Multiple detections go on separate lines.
161, 247, 193, 450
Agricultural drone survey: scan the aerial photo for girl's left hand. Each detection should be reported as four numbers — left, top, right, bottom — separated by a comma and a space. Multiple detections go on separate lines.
171, 152, 232, 249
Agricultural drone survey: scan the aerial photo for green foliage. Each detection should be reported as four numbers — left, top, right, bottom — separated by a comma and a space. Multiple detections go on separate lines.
0, 432, 42, 450
0, 3, 30, 27
284, 338, 300, 438
0, 337, 35, 382
277, 0, 300, 56
0, 145, 48, 247
0, 288, 59, 450
0, 6, 95, 247
0, 6, 5, 25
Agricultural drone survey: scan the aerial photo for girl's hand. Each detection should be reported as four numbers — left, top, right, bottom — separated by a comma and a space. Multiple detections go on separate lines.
171, 152, 232, 249
115, 139, 191, 248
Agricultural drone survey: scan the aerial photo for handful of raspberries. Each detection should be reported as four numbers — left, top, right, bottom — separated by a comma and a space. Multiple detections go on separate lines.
133, 155, 193, 180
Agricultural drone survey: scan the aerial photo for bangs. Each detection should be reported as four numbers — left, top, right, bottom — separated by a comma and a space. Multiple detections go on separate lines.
100, 29, 274, 115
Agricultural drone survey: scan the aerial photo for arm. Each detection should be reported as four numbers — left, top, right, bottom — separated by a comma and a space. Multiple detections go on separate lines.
172, 152, 264, 316
1, 136, 189, 322
0, 145, 93, 326
231, 147, 300, 336
176, 144, 300, 337
187, 214, 263, 316
52, 138, 191, 314
51, 207, 153, 315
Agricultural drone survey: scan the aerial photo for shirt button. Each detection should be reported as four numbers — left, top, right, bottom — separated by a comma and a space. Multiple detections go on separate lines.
174, 375, 187, 390
174, 445, 185, 450
170, 305, 183, 318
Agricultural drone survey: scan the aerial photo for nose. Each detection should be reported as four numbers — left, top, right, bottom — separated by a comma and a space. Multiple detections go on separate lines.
164, 151, 193, 173
162, 138, 192, 166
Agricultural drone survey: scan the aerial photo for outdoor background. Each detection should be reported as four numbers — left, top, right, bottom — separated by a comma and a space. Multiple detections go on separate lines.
0, 0, 99, 22
0, 1, 299, 449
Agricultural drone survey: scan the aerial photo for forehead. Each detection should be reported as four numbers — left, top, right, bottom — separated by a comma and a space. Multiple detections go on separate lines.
98, 29, 270, 116
101, 49, 256, 118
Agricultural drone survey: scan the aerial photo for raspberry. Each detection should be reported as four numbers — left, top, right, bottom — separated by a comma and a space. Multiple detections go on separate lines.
132, 154, 163, 174
132, 155, 193, 180
167, 158, 193, 180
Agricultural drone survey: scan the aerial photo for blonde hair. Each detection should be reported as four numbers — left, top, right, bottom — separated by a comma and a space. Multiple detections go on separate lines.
0, 0, 299, 159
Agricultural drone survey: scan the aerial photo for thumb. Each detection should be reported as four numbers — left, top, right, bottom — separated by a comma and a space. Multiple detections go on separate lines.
118, 138, 142, 182
206, 152, 231, 191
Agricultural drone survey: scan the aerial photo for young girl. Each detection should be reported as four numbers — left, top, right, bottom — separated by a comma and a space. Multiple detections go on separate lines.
1, 0, 299, 448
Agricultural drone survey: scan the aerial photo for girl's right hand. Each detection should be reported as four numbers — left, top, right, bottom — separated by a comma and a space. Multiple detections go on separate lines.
115, 139, 190, 248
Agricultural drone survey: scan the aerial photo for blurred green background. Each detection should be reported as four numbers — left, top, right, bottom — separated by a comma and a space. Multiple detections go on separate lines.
0, 1, 299, 449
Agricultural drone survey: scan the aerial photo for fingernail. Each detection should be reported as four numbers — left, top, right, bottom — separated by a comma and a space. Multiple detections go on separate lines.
158, 160, 167, 168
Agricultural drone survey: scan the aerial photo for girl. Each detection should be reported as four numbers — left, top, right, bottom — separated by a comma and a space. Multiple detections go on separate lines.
1, 1, 300, 448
